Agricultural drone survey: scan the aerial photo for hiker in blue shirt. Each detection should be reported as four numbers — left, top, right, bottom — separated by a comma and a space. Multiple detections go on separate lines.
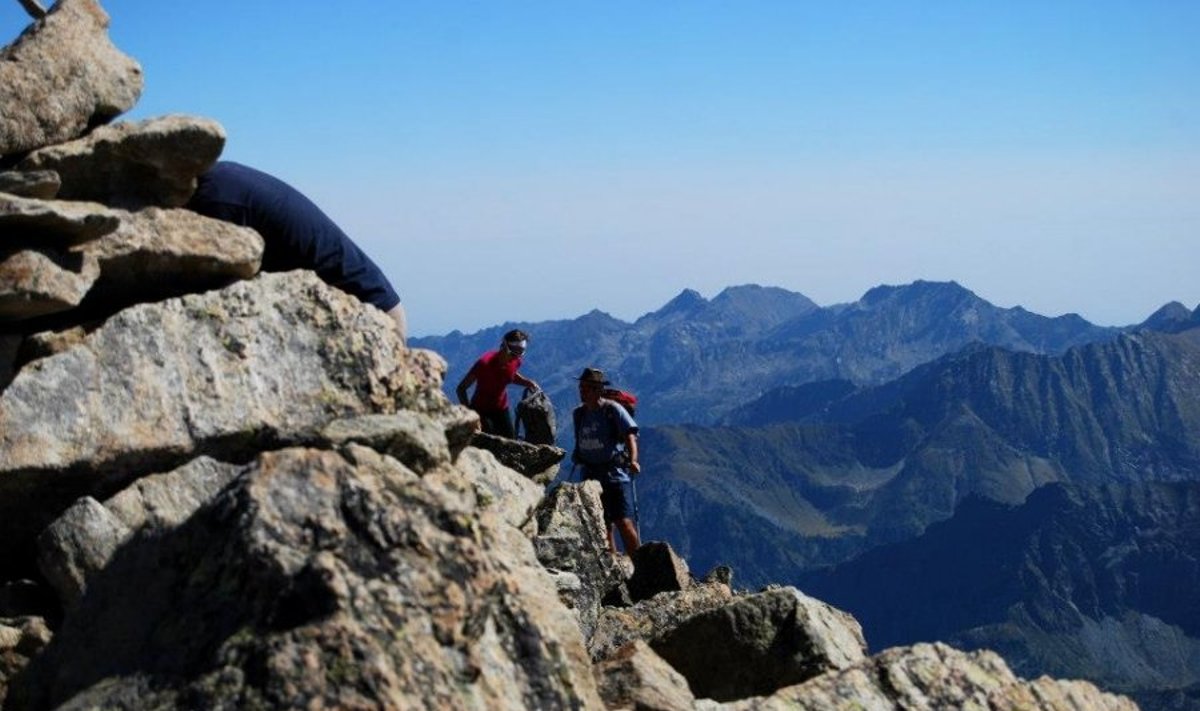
572, 367, 641, 555
187, 161, 407, 343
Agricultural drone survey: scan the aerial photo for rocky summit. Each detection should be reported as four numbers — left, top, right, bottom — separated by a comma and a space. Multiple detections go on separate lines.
0, 2, 1140, 709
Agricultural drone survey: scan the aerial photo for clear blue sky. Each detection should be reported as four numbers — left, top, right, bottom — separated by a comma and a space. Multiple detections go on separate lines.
4, 1, 1197, 335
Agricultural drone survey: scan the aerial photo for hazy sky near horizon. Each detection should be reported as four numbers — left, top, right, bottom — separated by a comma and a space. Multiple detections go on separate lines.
4, 2, 1197, 335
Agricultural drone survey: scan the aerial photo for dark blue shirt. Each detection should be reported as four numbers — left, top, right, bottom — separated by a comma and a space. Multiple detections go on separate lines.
574, 400, 638, 483
187, 161, 400, 312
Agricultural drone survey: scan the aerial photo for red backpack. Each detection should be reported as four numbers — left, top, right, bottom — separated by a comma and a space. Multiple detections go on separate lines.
602, 388, 638, 417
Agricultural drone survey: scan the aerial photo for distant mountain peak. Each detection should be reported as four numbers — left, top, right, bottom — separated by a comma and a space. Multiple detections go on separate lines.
859, 280, 976, 307
658, 288, 708, 314
1140, 301, 1196, 333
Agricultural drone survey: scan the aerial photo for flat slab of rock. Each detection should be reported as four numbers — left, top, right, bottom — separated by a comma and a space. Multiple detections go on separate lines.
81, 206, 262, 300
18, 115, 225, 208
0, 194, 119, 248
0, 271, 440, 575
13, 446, 603, 710
0, 0, 143, 156
0, 249, 99, 321
469, 431, 565, 482
0, 171, 60, 200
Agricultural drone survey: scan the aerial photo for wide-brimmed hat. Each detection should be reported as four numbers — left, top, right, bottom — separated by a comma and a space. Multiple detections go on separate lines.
576, 367, 610, 385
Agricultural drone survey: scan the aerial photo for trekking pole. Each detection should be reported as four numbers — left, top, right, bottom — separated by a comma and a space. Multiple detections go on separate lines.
630, 476, 641, 540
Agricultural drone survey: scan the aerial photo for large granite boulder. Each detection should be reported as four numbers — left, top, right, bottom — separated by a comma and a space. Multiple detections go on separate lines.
9, 445, 603, 710
650, 587, 867, 701
0, 271, 434, 576
18, 115, 225, 208
703, 642, 1138, 711
0, 0, 143, 156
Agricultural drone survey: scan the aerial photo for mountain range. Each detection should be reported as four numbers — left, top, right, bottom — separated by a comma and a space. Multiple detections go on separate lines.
412, 280, 1120, 425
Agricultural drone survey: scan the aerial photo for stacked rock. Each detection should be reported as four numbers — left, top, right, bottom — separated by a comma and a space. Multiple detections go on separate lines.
0, 3, 1142, 710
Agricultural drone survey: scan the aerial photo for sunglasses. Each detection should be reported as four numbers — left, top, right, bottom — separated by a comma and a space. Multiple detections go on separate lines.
505, 343, 526, 355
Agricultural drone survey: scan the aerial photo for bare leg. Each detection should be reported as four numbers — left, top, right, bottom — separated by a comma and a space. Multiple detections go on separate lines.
616, 518, 640, 554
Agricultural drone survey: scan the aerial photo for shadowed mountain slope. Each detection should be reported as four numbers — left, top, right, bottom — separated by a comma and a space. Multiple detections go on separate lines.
637, 327, 1200, 587
797, 482, 1200, 711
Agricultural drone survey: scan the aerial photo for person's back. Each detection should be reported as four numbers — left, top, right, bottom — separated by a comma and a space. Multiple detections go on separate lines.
187, 161, 403, 325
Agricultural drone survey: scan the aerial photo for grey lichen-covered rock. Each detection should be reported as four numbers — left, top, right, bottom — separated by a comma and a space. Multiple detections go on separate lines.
0, 194, 119, 248
0, 0, 143, 156
0, 271, 437, 573
37, 456, 246, 608
18, 115, 225, 208
102, 456, 243, 532
705, 642, 1138, 711
11, 446, 604, 710
454, 447, 543, 535
628, 541, 692, 603
593, 640, 696, 711
469, 431, 566, 483
535, 481, 626, 640
319, 411, 451, 474
435, 405, 481, 460
652, 587, 866, 702
589, 581, 735, 663
35, 496, 130, 608
0, 171, 60, 200
0, 616, 52, 708
0, 249, 100, 321
80, 207, 263, 299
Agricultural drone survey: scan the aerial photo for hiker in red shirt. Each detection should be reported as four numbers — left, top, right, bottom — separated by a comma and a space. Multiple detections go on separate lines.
456, 329, 540, 438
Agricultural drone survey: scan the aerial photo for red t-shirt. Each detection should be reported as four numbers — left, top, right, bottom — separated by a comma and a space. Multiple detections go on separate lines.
468, 350, 521, 412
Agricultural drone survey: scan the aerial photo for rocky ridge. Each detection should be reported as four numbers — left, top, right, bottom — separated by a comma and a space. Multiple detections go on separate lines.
0, 2, 1138, 709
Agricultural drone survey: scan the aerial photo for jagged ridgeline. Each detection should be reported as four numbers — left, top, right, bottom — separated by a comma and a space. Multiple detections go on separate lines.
0, 1, 1139, 709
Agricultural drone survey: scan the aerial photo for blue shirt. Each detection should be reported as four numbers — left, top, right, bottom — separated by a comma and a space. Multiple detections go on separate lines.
187, 161, 401, 312
573, 400, 638, 483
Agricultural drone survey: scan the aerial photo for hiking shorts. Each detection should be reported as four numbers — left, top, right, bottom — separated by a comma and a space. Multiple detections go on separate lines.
597, 480, 632, 525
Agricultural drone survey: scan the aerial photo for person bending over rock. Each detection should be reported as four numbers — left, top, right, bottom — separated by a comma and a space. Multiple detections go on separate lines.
456, 329, 539, 438
187, 161, 407, 343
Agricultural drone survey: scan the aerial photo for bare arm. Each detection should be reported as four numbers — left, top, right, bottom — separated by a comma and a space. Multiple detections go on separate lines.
626, 432, 640, 474
513, 372, 539, 391
456, 367, 478, 406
